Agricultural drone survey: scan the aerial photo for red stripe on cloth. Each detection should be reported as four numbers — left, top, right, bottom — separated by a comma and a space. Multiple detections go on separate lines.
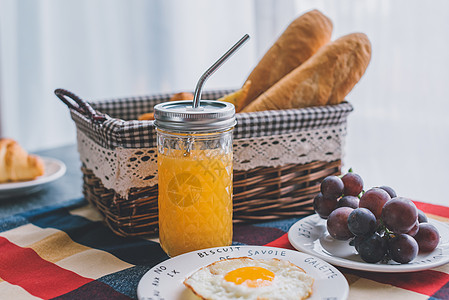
346, 268, 449, 296
264, 233, 295, 250
0, 236, 93, 299
414, 201, 449, 218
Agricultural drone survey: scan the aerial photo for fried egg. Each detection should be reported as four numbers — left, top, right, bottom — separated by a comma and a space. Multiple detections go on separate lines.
183, 257, 314, 300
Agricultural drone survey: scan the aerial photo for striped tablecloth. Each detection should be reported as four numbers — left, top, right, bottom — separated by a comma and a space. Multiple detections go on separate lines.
0, 198, 448, 299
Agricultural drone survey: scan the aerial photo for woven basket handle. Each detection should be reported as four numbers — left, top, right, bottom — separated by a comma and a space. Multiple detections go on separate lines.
54, 89, 106, 123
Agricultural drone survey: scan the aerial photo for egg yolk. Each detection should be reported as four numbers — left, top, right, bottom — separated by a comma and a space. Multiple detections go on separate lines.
224, 266, 275, 288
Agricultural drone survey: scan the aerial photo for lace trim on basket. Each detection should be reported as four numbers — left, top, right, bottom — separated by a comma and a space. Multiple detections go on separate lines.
234, 124, 346, 171
77, 123, 346, 198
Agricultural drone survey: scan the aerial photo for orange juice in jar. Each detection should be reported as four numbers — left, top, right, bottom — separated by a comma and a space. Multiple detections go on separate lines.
158, 147, 233, 256
154, 100, 236, 257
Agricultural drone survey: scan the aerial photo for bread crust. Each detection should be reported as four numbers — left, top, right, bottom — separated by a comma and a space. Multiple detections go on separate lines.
169, 92, 194, 102
238, 9, 333, 112
242, 33, 371, 112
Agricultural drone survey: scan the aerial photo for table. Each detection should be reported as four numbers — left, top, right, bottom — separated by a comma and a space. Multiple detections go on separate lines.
1, 144, 448, 299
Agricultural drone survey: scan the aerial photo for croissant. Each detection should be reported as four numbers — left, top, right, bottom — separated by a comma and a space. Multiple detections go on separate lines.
0, 138, 45, 183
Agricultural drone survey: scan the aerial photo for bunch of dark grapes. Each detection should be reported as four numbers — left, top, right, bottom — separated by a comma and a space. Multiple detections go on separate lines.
313, 171, 440, 264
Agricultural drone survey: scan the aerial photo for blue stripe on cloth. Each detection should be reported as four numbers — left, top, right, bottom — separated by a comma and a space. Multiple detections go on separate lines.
51, 280, 133, 300
430, 280, 449, 300
0, 215, 28, 233
250, 217, 303, 233
96, 265, 152, 299
0, 198, 86, 233
17, 198, 168, 266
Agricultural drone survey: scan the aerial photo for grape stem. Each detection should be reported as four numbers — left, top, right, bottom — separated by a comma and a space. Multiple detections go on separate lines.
358, 190, 365, 199
377, 219, 394, 238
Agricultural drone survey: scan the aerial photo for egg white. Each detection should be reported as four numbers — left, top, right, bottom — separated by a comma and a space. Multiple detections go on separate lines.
183, 257, 314, 300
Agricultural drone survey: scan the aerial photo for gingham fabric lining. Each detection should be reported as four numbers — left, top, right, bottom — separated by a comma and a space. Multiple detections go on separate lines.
90, 90, 232, 121
70, 90, 353, 150
234, 103, 352, 138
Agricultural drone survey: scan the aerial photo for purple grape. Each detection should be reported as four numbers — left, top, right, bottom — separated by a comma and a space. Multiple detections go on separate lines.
327, 207, 354, 240
417, 209, 428, 223
357, 232, 388, 263
347, 208, 377, 236
378, 186, 397, 198
388, 233, 418, 264
414, 223, 440, 253
337, 195, 359, 209
406, 220, 419, 237
351, 235, 365, 252
359, 188, 391, 219
313, 193, 338, 219
320, 175, 344, 199
341, 172, 364, 196
381, 197, 418, 233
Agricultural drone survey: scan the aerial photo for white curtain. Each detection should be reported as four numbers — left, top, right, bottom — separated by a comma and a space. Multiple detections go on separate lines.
1, 0, 448, 204
296, 0, 449, 203
0, 0, 286, 149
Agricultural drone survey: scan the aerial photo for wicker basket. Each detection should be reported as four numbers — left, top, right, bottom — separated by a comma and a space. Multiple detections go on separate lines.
56, 89, 353, 237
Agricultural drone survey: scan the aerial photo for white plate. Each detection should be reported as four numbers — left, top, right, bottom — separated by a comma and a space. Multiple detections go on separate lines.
0, 157, 66, 199
137, 245, 348, 300
288, 213, 449, 272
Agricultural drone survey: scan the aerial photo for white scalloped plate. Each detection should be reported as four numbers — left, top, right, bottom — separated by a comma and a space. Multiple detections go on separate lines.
288, 213, 449, 272
137, 245, 349, 300
0, 157, 66, 199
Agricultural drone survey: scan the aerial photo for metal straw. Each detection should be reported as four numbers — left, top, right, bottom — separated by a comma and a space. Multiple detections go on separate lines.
192, 34, 250, 108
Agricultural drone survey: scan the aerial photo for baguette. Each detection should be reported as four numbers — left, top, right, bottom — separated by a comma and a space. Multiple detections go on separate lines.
138, 112, 154, 121
217, 80, 251, 111
0, 138, 45, 183
237, 9, 333, 112
169, 92, 194, 102
241, 33, 372, 112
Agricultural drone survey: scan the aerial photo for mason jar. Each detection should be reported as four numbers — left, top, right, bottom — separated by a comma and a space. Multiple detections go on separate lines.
154, 100, 236, 257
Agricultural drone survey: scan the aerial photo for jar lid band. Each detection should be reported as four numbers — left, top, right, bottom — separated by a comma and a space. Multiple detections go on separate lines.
154, 100, 236, 132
